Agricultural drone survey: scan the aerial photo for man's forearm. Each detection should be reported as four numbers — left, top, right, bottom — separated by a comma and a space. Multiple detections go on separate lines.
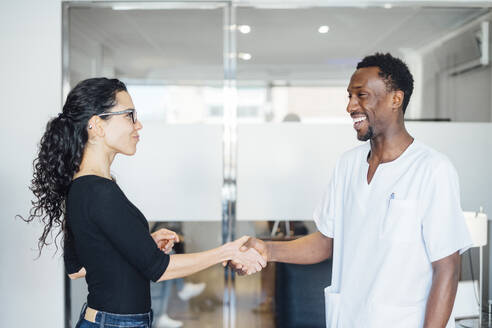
266, 232, 333, 264
423, 252, 460, 328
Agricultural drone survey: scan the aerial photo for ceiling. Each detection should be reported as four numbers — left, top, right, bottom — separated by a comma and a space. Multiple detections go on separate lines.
69, 5, 488, 84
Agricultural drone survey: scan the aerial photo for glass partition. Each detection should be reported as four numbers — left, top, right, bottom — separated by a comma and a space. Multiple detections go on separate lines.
234, 4, 490, 327
64, 2, 491, 327
65, 3, 227, 327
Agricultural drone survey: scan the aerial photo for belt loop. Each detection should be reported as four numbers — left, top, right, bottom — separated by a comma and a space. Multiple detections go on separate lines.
99, 312, 105, 328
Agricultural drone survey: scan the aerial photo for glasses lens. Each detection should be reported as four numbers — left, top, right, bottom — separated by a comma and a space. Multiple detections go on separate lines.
131, 110, 137, 124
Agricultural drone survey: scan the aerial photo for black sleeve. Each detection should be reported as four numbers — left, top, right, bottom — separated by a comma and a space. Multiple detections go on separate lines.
89, 181, 170, 282
63, 229, 82, 274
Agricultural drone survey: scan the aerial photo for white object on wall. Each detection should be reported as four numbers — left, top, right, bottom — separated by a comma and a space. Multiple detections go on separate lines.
464, 211, 488, 247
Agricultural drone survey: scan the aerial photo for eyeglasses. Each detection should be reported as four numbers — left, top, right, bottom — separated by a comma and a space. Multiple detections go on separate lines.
98, 109, 137, 124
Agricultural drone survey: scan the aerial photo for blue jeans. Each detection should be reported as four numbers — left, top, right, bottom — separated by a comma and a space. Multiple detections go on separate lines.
75, 303, 153, 328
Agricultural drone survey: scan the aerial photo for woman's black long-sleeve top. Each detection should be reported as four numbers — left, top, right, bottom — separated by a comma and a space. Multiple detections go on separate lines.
63, 175, 170, 314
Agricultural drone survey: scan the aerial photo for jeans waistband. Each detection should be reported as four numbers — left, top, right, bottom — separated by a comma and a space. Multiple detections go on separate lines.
80, 303, 153, 327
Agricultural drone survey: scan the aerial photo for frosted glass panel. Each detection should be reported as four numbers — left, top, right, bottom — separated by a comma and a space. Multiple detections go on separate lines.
407, 122, 492, 216
112, 123, 223, 221
237, 122, 492, 221
237, 123, 362, 221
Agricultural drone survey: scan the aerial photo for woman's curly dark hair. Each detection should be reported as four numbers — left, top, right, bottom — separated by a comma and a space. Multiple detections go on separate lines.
20, 77, 127, 256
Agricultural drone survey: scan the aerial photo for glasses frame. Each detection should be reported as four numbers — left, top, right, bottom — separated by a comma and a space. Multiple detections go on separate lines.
97, 108, 137, 124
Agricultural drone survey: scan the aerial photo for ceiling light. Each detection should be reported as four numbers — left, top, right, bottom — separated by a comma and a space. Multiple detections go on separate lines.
384, 3, 392, 9
318, 25, 330, 34
238, 25, 251, 34
238, 53, 252, 61
112, 5, 135, 10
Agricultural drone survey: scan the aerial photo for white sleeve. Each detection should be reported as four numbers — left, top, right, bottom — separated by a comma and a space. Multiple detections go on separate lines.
421, 159, 472, 262
313, 162, 340, 238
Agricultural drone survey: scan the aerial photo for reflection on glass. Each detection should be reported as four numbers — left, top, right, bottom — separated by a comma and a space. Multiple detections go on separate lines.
127, 85, 225, 123
150, 222, 216, 328
236, 6, 489, 123
68, 6, 224, 124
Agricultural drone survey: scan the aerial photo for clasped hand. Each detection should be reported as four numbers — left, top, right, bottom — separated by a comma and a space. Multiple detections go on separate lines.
151, 228, 180, 254
223, 236, 267, 275
151, 229, 267, 274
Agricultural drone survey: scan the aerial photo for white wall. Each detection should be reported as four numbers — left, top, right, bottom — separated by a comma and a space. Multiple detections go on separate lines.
0, 1, 64, 328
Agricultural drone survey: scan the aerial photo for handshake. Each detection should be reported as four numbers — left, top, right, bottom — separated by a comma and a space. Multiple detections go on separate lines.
221, 236, 269, 275
151, 228, 269, 276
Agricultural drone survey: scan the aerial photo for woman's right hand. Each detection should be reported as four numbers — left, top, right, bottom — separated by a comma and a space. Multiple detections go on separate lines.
226, 236, 267, 275
151, 228, 180, 254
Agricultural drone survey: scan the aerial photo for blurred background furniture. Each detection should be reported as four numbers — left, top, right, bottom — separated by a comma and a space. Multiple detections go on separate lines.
275, 259, 332, 328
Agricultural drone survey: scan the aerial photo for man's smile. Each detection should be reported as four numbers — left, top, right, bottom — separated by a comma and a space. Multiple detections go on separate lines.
351, 114, 368, 130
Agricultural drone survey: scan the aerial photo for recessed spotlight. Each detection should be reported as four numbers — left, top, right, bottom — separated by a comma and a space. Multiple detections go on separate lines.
112, 5, 135, 10
238, 25, 251, 34
384, 3, 392, 9
318, 25, 330, 34
238, 53, 252, 61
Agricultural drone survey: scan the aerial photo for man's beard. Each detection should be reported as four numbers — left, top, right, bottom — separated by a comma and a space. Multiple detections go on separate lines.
358, 125, 373, 141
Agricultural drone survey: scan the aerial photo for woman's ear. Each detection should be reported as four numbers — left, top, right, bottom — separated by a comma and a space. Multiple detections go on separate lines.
87, 116, 105, 145
89, 116, 106, 138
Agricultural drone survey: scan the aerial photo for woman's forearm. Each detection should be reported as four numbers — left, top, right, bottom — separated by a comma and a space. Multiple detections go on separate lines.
157, 245, 233, 282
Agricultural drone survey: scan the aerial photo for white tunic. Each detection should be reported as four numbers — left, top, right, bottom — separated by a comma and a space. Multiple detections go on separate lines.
314, 140, 472, 328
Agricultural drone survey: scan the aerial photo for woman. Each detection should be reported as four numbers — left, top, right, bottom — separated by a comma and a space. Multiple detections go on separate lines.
24, 78, 265, 328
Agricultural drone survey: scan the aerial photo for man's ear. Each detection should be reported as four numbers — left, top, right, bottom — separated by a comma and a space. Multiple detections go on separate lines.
392, 90, 404, 112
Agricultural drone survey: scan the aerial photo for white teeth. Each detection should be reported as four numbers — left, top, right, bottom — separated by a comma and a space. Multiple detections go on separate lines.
353, 116, 367, 123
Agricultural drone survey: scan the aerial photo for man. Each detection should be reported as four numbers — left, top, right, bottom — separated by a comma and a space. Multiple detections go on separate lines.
233, 53, 472, 327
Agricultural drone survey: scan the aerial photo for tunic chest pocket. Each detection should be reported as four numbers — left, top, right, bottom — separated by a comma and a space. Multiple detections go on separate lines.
381, 199, 421, 243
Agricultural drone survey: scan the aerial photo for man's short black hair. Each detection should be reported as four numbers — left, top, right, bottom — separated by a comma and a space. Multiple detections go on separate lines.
356, 53, 414, 114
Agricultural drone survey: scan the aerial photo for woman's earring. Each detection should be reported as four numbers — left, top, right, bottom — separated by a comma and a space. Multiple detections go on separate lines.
88, 124, 93, 129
